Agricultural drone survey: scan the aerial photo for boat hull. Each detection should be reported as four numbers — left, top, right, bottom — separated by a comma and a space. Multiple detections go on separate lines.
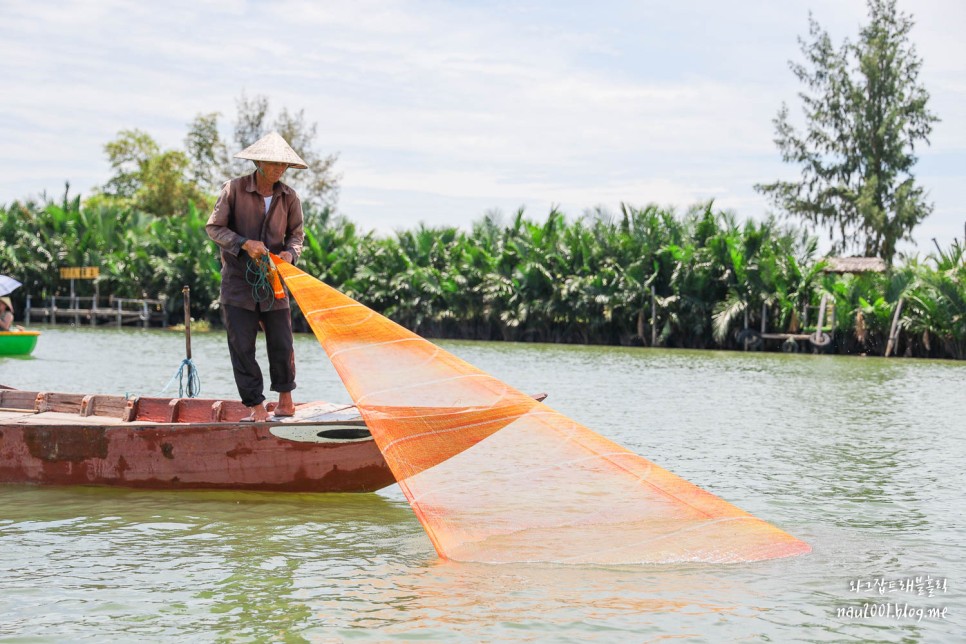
0, 389, 396, 493
0, 331, 39, 356
0, 422, 393, 492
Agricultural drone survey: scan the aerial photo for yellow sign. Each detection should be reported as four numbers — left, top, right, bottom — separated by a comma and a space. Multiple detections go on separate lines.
60, 266, 100, 279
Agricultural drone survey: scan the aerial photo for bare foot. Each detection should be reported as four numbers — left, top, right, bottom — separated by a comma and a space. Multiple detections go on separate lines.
273, 391, 296, 417
242, 402, 271, 422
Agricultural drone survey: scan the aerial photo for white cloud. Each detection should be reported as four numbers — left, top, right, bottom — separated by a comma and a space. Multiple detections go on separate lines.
1, 0, 962, 250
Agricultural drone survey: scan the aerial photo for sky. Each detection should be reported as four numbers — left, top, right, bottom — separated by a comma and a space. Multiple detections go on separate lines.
1, 0, 963, 257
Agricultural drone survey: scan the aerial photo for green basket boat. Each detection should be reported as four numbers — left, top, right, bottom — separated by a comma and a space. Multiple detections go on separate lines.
0, 331, 40, 356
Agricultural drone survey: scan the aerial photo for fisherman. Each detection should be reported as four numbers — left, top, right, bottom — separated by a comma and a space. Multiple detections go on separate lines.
206, 132, 306, 422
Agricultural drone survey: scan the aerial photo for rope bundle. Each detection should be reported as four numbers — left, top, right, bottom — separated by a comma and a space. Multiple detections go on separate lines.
163, 358, 201, 398
246, 256, 285, 309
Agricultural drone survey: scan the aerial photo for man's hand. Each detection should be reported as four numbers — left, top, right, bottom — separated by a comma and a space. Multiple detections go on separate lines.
242, 239, 269, 260
279, 250, 294, 263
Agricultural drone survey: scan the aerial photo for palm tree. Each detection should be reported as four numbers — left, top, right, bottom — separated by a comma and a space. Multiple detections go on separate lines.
904, 240, 966, 359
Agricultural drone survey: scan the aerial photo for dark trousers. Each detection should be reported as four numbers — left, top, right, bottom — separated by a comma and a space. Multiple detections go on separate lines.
223, 304, 296, 407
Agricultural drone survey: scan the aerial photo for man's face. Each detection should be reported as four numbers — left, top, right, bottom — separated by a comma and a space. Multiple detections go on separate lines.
258, 161, 289, 183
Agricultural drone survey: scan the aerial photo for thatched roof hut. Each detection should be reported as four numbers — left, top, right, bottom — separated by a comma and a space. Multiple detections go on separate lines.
822, 256, 887, 274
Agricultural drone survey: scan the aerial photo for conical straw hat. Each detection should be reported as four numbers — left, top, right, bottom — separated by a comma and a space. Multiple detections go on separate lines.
234, 132, 308, 169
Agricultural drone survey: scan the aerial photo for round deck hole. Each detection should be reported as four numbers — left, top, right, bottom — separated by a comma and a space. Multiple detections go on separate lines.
316, 427, 371, 440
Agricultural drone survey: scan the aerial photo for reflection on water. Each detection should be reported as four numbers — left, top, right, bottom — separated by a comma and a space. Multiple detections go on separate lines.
1, 327, 964, 640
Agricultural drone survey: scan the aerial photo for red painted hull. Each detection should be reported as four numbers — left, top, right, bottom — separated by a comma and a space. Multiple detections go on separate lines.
0, 388, 396, 493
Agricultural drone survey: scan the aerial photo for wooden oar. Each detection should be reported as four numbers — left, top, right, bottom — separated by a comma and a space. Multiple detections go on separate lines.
183, 286, 192, 362
170, 285, 201, 398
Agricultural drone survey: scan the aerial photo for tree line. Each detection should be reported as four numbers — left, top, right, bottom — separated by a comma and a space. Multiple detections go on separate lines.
1, 193, 963, 360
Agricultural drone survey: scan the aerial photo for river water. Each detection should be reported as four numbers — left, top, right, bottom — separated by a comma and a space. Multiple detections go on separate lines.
1, 326, 963, 642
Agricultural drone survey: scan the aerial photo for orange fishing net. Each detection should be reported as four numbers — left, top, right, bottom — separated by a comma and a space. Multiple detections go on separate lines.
273, 256, 810, 564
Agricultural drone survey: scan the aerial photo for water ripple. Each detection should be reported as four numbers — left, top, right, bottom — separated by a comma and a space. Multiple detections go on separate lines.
1, 331, 964, 640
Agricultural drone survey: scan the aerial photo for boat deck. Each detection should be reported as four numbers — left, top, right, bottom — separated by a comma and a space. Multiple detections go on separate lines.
0, 409, 133, 425
0, 387, 366, 428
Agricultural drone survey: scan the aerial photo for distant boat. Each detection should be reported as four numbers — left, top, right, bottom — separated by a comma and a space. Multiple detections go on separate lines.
0, 331, 40, 356
0, 387, 395, 493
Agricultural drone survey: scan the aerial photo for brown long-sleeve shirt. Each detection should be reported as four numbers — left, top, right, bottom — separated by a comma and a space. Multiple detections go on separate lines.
206, 171, 304, 311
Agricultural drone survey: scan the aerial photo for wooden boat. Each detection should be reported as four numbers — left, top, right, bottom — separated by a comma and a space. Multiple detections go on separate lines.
0, 386, 396, 493
0, 331, 40, 356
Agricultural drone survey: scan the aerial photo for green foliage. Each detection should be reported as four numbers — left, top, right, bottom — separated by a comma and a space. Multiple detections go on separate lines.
0, 189, 218, 323
756, 0, 938, 265
1, 195, 963, 360
903, 241, 966, 359
98, 129, 211, 217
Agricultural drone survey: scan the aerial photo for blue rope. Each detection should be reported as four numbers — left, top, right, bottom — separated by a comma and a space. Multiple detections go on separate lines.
246, 257, 276, 310
161, 358, 202, 398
